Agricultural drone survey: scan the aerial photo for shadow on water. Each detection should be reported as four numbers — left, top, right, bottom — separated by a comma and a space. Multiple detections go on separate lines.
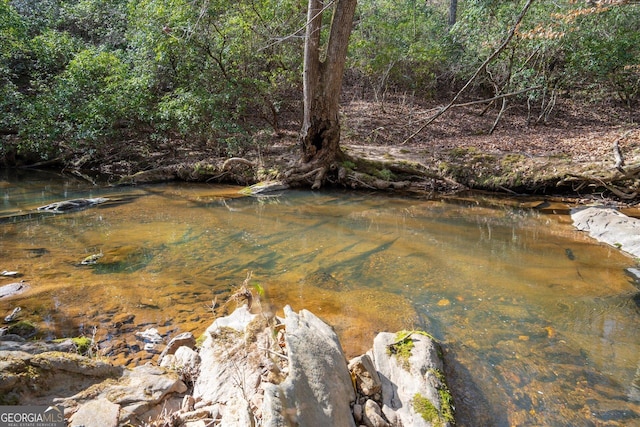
1, 175, 640, 425
443, 345, 505, 427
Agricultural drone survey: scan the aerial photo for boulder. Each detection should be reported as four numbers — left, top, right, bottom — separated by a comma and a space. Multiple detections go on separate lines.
369, 332, 453, 427
194, 304, 357, 427
62, 363, 187, 425
349, 354, 382, 397
262, 306, 356, 427
193, 304, 262, 426
158, 332, 196, 365
363, 398, 390, 427
110, 365, 187, 423
571, 206, 640, 257
70, 398, 119, 427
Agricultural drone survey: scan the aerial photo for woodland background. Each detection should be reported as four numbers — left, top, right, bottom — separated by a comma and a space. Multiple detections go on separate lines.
1, 0, 638, 175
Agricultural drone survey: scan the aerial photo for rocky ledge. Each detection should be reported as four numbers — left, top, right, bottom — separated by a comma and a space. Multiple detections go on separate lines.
571, 206, 640, 259
0, 305, 454, 427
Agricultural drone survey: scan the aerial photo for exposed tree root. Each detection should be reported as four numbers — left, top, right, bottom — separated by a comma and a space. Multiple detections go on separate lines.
557, 130, 640, 199
559, 162, 640, 199
283, 152, 454, 192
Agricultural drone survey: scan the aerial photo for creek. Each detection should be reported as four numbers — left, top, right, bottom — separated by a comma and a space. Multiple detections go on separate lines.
1, 169, 639, 426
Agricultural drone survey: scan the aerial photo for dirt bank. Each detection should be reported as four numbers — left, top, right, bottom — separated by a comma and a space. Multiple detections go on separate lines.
15, 95, 640, 202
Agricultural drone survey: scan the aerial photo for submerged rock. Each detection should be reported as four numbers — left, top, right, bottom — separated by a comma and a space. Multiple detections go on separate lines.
0, 270, 20, 277
135, 328, 164, 345
0, 282, 29, 300
37, 198, 109, 213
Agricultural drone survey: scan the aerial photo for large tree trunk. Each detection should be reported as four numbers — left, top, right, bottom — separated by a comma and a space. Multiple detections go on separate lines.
299, 0, 357, 179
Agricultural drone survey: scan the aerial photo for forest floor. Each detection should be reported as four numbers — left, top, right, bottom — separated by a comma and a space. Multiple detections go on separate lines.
90, 94, 640, 203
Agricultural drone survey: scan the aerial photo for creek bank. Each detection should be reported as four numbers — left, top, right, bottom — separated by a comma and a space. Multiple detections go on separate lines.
0, 305, 453, 427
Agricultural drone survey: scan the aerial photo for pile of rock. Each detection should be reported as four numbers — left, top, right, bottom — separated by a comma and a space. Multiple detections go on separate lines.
147, 304, 453, 427
0, 305, 455, 427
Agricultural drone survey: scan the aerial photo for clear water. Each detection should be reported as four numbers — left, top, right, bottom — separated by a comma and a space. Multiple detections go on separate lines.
1, 170, 639, 426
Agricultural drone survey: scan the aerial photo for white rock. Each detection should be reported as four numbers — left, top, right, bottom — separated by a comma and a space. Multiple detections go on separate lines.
174, 345, 200, 369
193, 304, 263, 426
363, 399, 389, 427
158, 332, 196, 365
262, 306, 356, 427
135, 328, 163, 344
369, 332, 450, 427
205, 304, 256, 335
571, 206, 640, 257
70, 398, 119, 427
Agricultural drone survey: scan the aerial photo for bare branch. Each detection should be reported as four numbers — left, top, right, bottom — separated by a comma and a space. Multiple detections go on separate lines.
258, 0, 336, 52
451, 86, 542, 108
402, 0, 536, 144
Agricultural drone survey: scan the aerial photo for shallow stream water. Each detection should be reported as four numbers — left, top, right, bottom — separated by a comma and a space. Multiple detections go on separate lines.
1, 169, 639, 425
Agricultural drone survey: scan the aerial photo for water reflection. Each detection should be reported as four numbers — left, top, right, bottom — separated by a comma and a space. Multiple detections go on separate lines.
1, 173, 639, 425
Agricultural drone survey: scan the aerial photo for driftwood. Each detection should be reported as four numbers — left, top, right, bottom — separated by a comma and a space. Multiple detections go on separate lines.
612, 129, 633, 172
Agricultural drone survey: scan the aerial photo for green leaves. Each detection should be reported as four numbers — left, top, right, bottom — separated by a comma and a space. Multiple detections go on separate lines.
2, 0, 639, 164
350, 0, 455, 92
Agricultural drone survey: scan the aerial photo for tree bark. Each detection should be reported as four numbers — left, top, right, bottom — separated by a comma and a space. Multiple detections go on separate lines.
300, 0, 357, 169
448, 0, 458, 27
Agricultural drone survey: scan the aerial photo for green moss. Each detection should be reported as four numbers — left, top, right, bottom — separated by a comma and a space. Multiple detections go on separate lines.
427, 368, 456, 425
341, 160, 356, 170
439, 388, 455, 424
7, 321, 37, 338
387, 331, 415, 370
387, 330, 439, 371
193, 162, 216, 175
195, 333, 207, 348
52, 336, 93, 355
376, 168, 395, 181
413, 393, 442, 426
412, 387, 455, 427
448, 147, 477, 158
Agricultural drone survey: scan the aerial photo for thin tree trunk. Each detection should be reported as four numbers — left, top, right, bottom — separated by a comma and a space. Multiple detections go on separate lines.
448, 0, 458, 27
301, 0, 322, 151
